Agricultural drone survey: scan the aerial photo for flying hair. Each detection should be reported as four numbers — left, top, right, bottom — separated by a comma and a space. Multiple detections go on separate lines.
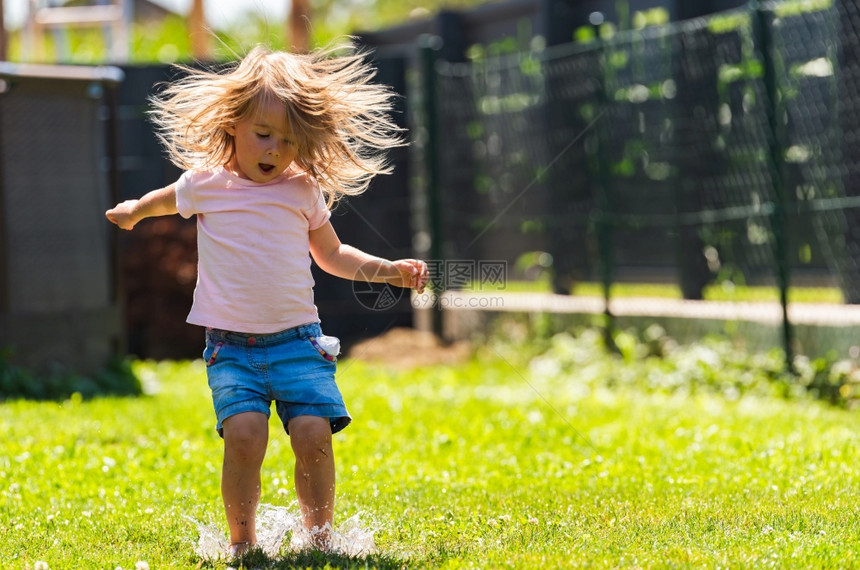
148, 43, 405, 208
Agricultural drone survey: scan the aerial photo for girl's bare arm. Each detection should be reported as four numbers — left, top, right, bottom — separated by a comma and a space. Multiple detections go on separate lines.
105, 184, 178, 230
309, 221, 429, 293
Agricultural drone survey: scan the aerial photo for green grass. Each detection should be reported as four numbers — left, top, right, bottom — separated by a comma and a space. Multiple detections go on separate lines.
490, 278, 844, 304
2, 336, 860, 569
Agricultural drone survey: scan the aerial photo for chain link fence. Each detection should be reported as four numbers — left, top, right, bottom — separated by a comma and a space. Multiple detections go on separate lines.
0, 63, 125, 378
419, 0, 860, 363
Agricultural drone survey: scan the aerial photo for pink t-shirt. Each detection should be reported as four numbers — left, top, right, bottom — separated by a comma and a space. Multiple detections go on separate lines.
175, 166, 331, 333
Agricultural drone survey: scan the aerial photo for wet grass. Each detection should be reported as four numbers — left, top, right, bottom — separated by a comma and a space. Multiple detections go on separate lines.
2, 334, 860, 569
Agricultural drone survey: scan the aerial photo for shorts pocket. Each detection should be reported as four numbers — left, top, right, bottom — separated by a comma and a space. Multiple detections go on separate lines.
308, 335, 340, 362
204, 341, 224, 367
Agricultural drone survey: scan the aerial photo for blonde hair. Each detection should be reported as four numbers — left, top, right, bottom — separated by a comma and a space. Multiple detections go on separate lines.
149, 44, 404, 207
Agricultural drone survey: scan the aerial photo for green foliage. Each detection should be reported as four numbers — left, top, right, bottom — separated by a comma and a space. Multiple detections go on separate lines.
303, 0, 519, 50
0, 356, 141, 401
130, 15, 193, 64
10, 0, 511, 64
488, 315, 860, 409
215, 14, 288, 62
773, 0, 833, 18
514, 250, 554, 282
708, 12, 751, 35
632, 8, 670, 30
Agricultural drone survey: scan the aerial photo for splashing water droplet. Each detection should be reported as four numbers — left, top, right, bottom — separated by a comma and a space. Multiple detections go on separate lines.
189, 519, 229, 561
188, 504, 377, 560
289, 514, 377, 557
256, 504, 301, 556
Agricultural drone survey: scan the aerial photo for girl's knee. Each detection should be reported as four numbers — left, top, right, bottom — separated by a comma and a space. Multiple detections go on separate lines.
223, 413, 268, 460
289, 416, 333, 460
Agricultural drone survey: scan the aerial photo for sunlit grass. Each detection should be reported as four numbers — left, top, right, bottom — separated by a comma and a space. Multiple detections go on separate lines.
489, 278, 844, 304
2, 341, 860, 568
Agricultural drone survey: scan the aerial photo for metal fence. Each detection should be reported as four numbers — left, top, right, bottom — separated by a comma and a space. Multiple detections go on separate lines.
0, 62, 124, 374
416, 0, 860, 365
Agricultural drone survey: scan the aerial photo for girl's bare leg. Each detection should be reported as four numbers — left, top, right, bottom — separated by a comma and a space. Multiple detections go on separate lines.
221, 411, 269, 550
288, 415, 336, 548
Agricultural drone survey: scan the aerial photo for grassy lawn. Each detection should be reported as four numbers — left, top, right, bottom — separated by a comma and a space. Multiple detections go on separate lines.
494, 278, 844, 304
2, 334, 860, 569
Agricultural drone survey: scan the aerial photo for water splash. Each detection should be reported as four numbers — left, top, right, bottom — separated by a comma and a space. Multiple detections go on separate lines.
189, 519, 229, 561
289, 513, 378, 557
256, 504, 298, 556
189, 503, 377, 561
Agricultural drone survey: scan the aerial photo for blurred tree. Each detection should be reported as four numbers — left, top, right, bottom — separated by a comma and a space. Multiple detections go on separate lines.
7, 0, 510, 63
189, 0, 212, 59
307, 0, 503, 44
289, 0, 311, 52
0, 0, 5, 59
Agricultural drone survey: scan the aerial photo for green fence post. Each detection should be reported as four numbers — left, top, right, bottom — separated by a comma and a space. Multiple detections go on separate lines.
752, 1, 795, 373
418, 35, 445, 339
672, 2, 726, 300
836, 0, 860, 304
590, 12, 617, 350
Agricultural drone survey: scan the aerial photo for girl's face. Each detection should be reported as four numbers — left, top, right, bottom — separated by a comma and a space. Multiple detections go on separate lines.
226, 97, 298, 183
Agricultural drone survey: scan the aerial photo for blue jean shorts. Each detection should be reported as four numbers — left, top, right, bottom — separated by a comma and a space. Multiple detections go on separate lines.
203, 322, 351, 437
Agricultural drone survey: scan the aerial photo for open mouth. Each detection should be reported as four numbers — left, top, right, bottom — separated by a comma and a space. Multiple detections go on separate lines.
259, 163, 275, 174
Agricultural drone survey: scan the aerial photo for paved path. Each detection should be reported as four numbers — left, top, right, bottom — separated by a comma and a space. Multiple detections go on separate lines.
437, 291, 860, 327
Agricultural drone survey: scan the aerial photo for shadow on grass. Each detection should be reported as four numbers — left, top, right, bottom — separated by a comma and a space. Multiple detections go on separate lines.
196, 548, 409, 569
0, 356, 142, 401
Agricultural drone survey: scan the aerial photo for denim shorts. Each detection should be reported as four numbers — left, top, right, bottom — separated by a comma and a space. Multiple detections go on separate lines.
203, 322, 351, 437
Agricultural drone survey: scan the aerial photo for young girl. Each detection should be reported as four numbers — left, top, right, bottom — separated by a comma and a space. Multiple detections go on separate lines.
105, 45, 429, 556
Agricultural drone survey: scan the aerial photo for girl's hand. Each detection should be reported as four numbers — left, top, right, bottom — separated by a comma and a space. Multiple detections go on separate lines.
105, 185, 178, 230
105, 200, 140, 230
390, 259, 430, 294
